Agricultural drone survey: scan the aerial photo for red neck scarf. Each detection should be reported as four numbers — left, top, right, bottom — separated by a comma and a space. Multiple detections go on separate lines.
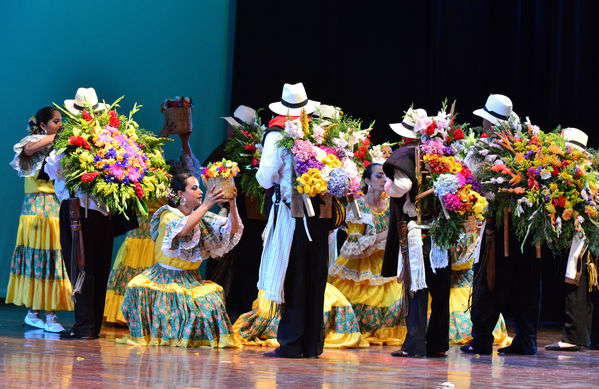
268, 115, 311, 129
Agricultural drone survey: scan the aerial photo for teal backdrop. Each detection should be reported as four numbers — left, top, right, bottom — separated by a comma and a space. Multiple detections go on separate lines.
0, 0, 236, 297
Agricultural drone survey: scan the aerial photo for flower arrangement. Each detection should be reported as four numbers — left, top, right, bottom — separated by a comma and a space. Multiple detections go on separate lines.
200, 159, 240, 199
277, 109, 373, 200
470, 118, 599, 254
160, 96, 194, 112
199, 159, 240, 179
223, 110, 266, 210
412, 101, 487, 248
53, 97, 172, 216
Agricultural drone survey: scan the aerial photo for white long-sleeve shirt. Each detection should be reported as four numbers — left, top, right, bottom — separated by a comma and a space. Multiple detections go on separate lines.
255, 131, 293, 203
44, 150, 109, 216
390, 169, 416, 218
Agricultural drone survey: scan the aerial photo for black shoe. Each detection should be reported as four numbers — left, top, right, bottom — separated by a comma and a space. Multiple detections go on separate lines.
263, 350, 301, 359
498, 344, 536, 355
59, 330, 98, 340
460, 344, 492, 355
390, 349, 425, 358
426, 352, 448, 358
544, 342, 580, 352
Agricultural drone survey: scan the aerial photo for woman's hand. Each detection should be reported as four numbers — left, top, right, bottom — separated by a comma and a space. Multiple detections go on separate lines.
375, 229, 388, 243
159, 119, 177, 138
202, 188, 225, 209
228, 186, 238, 207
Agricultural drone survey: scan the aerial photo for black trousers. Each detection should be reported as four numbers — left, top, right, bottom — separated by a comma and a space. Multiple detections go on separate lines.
277, 206, 332, 358
562, 262, 594, 346
470, 229, 542, 354
401, 254, 451, 355
59, 204, 114, 337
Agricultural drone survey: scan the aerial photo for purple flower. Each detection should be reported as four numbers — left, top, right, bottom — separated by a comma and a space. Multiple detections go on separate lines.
327, 168, 350, 197
295, 157, 324, 175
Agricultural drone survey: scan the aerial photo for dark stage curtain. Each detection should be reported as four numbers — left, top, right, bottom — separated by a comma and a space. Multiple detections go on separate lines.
230, 0, 599, 324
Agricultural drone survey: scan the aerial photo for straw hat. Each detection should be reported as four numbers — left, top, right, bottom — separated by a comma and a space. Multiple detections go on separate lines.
473, 94, 513, 125
561, 127, 588, 150
313, 104, 340, 120
269, 82, 317, 116
222, 105, 257, 127
64, 87, 107, 115
389, 108, 428, 138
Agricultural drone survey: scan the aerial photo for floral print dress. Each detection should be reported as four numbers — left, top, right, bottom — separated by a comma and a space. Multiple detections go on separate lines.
120, 205, 242, 348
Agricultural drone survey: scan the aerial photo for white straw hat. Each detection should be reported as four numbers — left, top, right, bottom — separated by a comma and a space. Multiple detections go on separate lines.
561, 127, 588, 150
389, 108, 428, 138
269, 82, 317, 116
64, 87, 107, 115
222, 105, 257, 127
313, 104, 340, 120
473, 94, 513, 125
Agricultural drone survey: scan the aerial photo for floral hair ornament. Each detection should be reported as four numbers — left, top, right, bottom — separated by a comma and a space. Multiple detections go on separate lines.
166, 188, 181, 206
27, 116, 44, 135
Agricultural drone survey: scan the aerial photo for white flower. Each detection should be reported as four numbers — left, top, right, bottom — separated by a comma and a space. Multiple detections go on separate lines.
256, 144, 263, 154
320, 165, 333, 181
312, 125, 325, 144
484, 154, 498, 163
333, 131, 348, 148
183, 97, 191, 103
284, 118, 304, 139
370, 145, 384, 161
539, 169, 551, 180
314, 147, 327, 162
478, 149, 489, 156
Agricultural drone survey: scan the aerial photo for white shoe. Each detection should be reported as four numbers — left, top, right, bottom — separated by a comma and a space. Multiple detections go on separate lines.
24, 312, 45, 329
44, 314, 65, 333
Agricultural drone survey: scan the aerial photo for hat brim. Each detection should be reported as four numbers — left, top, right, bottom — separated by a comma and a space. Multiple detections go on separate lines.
473, 108, 502, 125
64, 100, 108, 115
566, 141, 585, 151
221, 116, 241, 127
389, 123, 418, 139
269, 100, 317, 116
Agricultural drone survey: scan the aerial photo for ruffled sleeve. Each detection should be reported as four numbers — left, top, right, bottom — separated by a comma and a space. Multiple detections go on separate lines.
160, 208, 204, 262
199, 211, 244, 259
9, 135, 50, 177
339, 205, 385, 259
150, 205, 244, 263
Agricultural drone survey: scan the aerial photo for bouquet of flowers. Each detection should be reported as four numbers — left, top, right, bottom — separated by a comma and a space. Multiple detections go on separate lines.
276, 109, 373, 217
200, 159, 240, 199
470, 118, 599, 254
223, 110, 266, 210
54, 97, 172, 217
160, 96, 193, 134
412, 101, 488, 249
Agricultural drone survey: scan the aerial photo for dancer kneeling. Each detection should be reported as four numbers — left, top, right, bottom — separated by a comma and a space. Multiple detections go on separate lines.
120, 170, 243, 348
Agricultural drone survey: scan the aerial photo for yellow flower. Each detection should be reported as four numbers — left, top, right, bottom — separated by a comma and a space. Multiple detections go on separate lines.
322, 154, 342, 168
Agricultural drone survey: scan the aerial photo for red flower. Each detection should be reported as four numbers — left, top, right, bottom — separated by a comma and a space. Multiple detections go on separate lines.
68, 136, 92, 151
527, 177, 539, 191
244, 144, 256, 153
134, 182, 144, 199
551, 166, 560, 177
363, 160, 371, 168
552, 195, 567, 208
108, 111, 120, 128
481, 132, 488, 138
425, 122, 436, 136
460, 166, 472, 178
452, 128, 464, 140
81, 172, 100, 182
82, 110, 93, 122
251, 157, 260, 167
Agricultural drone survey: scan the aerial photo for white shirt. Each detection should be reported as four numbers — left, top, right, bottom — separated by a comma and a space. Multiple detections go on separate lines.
44, 150, 110, 216
390, 169, 416, 218
255, 131, 293, 203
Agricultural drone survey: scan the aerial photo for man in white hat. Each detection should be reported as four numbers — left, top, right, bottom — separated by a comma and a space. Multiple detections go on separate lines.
381, 107, 452, 358
45, 87, 137, 339
463, 94, 543, 356
257, 82, 332, 358
545, 128, 599, 352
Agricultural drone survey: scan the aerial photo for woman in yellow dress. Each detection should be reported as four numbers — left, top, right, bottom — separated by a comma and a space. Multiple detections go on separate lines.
120, 171, 243, 347
6, 108, 73, 333
328, 163, 406, 345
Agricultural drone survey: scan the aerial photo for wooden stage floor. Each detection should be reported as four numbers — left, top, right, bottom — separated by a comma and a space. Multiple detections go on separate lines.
1, 303, 598, 388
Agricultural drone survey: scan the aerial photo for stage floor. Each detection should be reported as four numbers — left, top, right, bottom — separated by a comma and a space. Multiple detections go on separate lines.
1, 303, 598, 388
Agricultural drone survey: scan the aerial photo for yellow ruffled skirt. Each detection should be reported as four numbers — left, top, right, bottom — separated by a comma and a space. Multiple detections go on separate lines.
120, 264, 238, 348
233, 283, 368, 348
328, 249, 406, 345
104, 214, 156, 324
448, 269, 512, 346
6, 192, 73, 311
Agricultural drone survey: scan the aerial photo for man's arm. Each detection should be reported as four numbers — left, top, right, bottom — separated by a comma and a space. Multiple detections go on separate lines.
256, 131, 284, 189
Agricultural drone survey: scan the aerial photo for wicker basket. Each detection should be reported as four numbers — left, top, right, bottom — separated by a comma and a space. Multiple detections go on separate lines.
165, 107, 193, 134
205, 176, 235, 199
